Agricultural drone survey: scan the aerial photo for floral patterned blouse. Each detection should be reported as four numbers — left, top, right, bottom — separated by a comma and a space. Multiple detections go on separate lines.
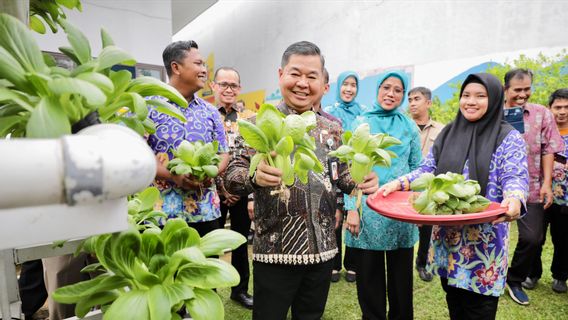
146, 94, 228, 224
552, 130, 568, 205
402, 130, 529, 297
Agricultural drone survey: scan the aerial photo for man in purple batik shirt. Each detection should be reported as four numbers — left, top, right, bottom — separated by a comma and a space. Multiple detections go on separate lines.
146, 40, 229, 237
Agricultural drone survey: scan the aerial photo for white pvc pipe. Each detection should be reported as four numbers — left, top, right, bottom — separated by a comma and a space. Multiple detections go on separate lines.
0, 124, 156, 209
0, 139, 65, 208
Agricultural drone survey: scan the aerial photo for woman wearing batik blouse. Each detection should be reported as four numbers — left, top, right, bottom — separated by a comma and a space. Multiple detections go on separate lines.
379, 73, 529, 320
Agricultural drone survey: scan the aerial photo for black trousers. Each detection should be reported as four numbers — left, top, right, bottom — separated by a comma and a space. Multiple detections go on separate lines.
354, 247, 414, 320
507, 203, 546, 286
529, 204, 568, 281
18, 259, 47, 318
416, 225, 432, 268
252, 259, 333, 320
332, 227, 358, 272
188, 218, 220, 237
220, 197, 252, 295
441, 278, 499, 320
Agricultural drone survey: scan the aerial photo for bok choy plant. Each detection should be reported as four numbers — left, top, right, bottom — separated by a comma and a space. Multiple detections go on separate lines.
328, 123, 401, 215
237, 104, 324, 200
409, 172, 491, 215
0, 13, 187, 138
167, 140, 221, 181
53, 187, 246, 320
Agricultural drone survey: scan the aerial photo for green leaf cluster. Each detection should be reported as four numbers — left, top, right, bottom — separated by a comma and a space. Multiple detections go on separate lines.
167, 141, 221, 181
127, 187, 167, 231
53, 218, 246, 320
0, 13, 187, 138
238, 104, 324, 185
329, 123, 400, 184
29, 0, 82, 34
409, 172, 491, 215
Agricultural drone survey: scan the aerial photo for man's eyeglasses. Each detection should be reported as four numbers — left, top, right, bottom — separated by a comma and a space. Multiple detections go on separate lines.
216, 82, 240, 91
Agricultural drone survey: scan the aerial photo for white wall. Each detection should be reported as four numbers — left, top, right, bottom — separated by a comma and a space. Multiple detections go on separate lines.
34, 0, 172, 65
174, 0, 568, 103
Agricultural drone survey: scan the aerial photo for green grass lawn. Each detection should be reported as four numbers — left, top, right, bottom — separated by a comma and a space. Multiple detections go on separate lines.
218, 223, 568, 319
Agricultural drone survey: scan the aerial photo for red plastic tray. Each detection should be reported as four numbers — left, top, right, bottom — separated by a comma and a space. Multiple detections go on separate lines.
366, 191, 506, 226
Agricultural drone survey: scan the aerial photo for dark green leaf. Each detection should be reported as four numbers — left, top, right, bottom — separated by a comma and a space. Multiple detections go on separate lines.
56, 0, 80, 9
52, 275, 129, 304
133, 260, 161, 287
58, 46, 81, 65
75, 290, 119, 318
140, 230, 165, 265
148, 254, 169, 275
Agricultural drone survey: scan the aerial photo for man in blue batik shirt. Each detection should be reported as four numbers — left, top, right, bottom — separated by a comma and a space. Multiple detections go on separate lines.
147, 40, 229, 236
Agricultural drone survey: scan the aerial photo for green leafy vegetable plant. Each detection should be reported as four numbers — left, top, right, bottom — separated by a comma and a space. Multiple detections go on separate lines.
409, 172, 491, 215
237, 104, 324, 199
0, 13, 187, 138
167, 140, 221, 181
328, 123, 401, 214
127, 187, 167, 231
29, 0, 83, 34
54, 207, 246, 320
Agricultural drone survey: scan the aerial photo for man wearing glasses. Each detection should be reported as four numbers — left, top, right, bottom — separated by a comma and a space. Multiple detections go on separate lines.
211, 67, 254, 309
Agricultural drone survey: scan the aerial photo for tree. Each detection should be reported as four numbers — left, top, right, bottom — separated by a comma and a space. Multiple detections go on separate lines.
430, 50, 568, 124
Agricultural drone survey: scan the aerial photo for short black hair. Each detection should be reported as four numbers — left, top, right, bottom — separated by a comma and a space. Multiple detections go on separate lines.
323, 68, 329, 84
281, 41, 325, 71
408, 87, 432, 100
162, 40, 198, 77
213, 67, 240, 83
549, 88, 568, 106
504, 68, 533, 89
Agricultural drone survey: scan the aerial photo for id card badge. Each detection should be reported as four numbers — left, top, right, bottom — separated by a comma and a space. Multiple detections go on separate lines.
504, 107, 525, 134
328, 158, 339, 182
